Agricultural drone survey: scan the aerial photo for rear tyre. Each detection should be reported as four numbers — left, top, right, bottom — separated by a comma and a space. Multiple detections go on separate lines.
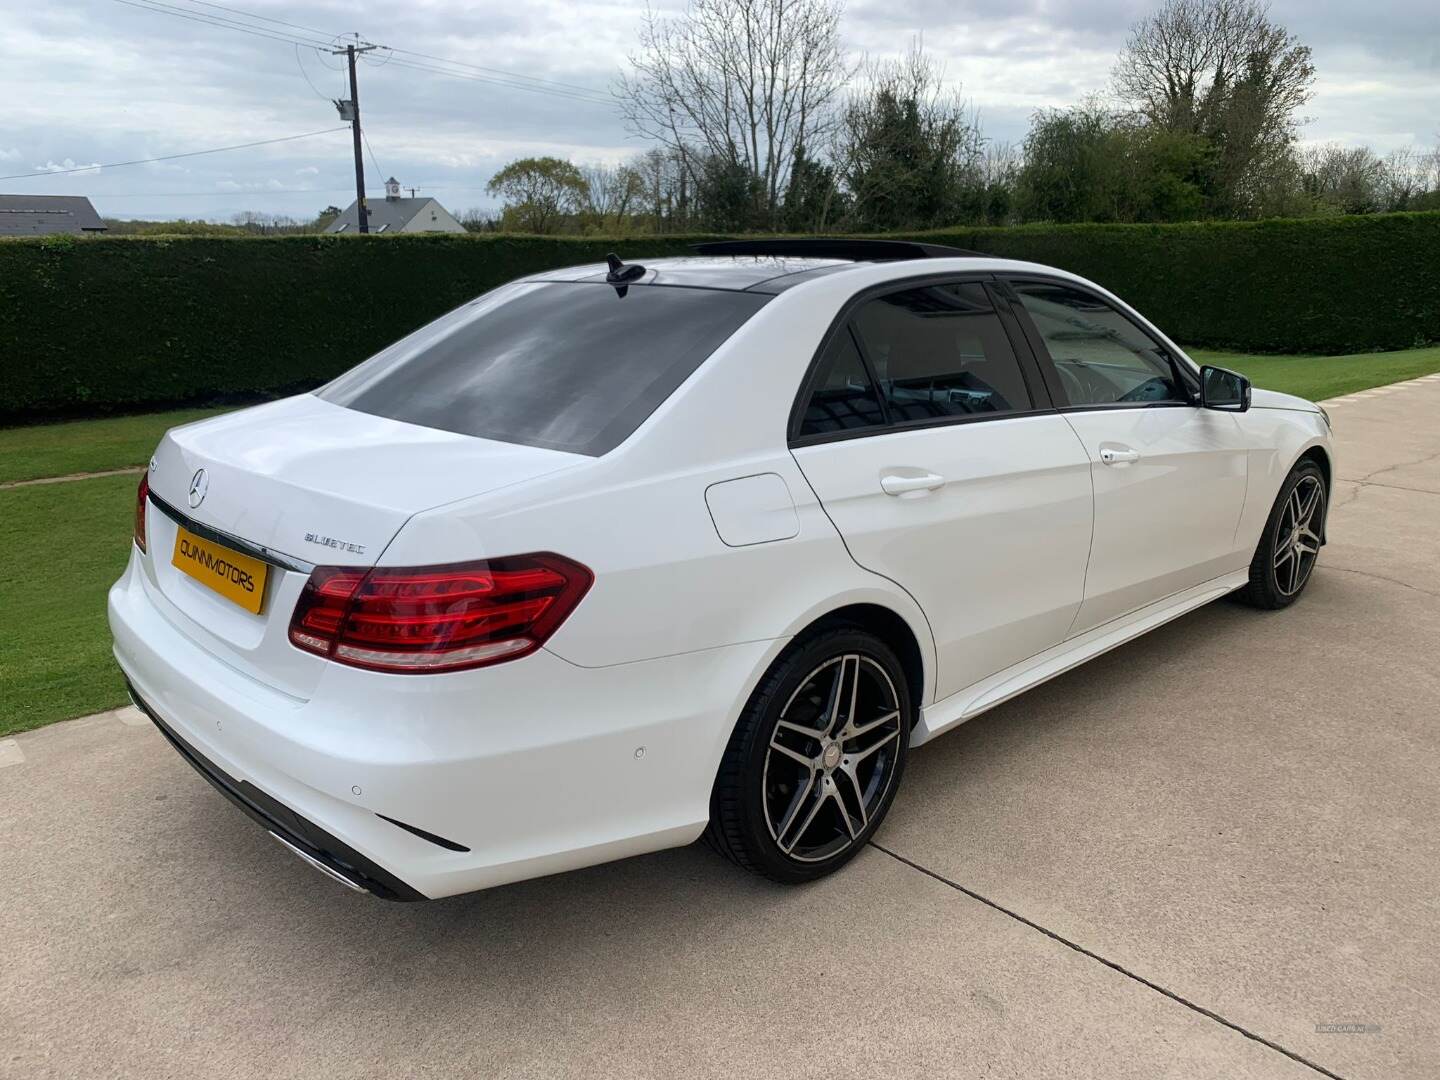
705, 627, 911, 884
1236, 459, 1327, 610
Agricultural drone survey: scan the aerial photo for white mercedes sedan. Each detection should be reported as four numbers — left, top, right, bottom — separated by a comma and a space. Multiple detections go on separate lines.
110, 239, 1334, 900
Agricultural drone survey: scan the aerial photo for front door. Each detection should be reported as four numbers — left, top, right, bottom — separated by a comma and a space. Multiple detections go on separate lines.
1005, 279, 1249, 634
790, 280, 1094, 703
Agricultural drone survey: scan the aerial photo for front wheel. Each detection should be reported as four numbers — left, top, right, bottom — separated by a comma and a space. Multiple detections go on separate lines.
1237, 459, 1327, 609
705, 627, 911, 884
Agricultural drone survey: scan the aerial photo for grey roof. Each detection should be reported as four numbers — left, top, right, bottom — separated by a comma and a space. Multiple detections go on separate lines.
325, 196, 441, 233
0, 195, 107, 236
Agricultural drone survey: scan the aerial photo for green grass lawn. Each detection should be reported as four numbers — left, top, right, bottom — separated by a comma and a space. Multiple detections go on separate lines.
1189, 345, 1440, 403
0, 407, 228, 485
0, 475, 135, 736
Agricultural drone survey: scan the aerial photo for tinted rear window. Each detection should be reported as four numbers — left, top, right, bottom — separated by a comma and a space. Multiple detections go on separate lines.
852, 283, 1033, 420
319, 282, 769, 455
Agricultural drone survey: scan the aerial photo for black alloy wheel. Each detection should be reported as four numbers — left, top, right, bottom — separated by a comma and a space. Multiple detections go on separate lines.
1238, 459, 1327, 609
706, 627, 911, 883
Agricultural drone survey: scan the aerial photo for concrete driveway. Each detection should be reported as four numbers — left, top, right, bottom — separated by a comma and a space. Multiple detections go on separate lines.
4, 376, 1438, 1080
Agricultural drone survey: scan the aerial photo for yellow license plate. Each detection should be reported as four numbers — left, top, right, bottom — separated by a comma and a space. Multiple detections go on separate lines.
172, 526, 268, 614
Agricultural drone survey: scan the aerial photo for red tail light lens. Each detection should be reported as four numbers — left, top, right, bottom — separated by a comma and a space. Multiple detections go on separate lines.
134, 472, 150, 553
288, 554, 592, 674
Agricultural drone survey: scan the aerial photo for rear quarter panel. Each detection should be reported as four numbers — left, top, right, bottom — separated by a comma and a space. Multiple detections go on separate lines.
381, 287, 938, 694
383, 448, 938, 696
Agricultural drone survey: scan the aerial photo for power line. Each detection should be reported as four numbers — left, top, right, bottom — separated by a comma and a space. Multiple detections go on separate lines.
380, 56, 613, 106
142, 0, 332, 46
111, 0, 331, 49
87, 183, 494, 198
293, 44, 331, 100
115, 0, 614, 106
380, 46, 612, 100
95, 0, 619, 211
181, 0, 334, 39
92, 189, 348, 197
362, 130, 386, 182
0, 128, 350, 182
383, 58, 612, 105
91, 188, 356, 197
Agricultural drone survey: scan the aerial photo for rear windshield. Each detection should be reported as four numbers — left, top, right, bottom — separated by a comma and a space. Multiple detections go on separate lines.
319, 281, 769, 456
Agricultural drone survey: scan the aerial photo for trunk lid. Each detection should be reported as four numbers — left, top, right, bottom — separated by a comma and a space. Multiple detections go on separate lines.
140, 394, 585, 698
150, 394, 582, 564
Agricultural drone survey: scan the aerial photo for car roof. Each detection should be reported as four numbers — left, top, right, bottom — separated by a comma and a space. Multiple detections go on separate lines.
521, 255, 864, 293
524, 252, 1052, 294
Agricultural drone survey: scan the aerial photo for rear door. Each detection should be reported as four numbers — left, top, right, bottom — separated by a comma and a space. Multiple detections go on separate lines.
1003, 278, 1249, 633
790, 278, 1094, 703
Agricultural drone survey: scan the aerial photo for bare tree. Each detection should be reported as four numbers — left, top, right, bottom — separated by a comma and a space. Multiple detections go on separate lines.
580, 162, 645, 232
1298, 143, 1387, 213
616, 0, 851, 223
230, 211, 309, 235
455, 206, 502, 233
981, 141, 1022, 190
629, 148, 693, 232
1113, 0, 1313, 135
1296, 143, 1440, 214
1377, 146, 1440, 210
1113, 0, 1314, 214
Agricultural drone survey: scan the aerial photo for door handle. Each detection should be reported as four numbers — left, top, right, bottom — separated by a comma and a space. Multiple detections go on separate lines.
1099, 446, 1140, 466
880, 471, 946, 497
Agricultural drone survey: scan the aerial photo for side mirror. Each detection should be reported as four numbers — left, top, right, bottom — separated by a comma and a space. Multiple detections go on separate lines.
1200, 365, 1251, 412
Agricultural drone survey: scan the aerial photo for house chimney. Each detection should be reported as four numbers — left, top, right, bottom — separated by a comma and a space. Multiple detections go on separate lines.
385, 176, 401, 201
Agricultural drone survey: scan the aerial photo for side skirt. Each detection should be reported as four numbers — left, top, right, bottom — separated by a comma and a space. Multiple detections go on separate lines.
912, 569, 1250, 747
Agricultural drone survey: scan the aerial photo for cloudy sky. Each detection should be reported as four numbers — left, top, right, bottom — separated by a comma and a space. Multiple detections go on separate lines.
2, 0, 1435, 221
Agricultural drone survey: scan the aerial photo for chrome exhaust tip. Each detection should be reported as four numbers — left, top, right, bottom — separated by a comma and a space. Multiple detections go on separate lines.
268, 832, 369, 895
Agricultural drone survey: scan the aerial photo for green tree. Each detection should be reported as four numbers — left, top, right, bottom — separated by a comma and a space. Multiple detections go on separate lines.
837, 42, 986, 232
781, 144, 842, 231
1113, 0, 1315, 218
1016, 104, 1125, 222
693, 156, 766, 231
1017, 102, 1208, 223
486, 156, 588, 234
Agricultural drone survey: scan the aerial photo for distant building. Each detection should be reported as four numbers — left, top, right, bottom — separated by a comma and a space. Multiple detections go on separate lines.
0, 195, 107, 237
325, 177, 465, 235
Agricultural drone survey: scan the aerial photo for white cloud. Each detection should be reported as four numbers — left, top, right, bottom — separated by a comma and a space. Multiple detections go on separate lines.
214, 177, 290, 192
0, 0, 1432, 220
31, 158, 103, 176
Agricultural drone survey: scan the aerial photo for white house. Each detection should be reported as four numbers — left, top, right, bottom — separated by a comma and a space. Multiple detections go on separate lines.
326, 178, 466, 234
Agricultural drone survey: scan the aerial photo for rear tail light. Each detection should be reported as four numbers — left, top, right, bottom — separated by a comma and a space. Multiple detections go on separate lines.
134, 472, 150, 553
288, 554, 592, 674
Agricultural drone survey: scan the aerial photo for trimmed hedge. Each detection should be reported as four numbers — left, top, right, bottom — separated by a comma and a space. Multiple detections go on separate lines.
2, 213, 1437, 419
0, 234, 718, 420
926, 212, 1440, 356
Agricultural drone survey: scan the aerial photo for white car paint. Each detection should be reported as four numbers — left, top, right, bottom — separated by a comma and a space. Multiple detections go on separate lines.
109, 254, 1334, 899
1063, 405, 1250, 632
792, 413, 1094, 701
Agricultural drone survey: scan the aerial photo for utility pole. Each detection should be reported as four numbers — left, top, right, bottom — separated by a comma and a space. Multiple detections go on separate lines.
332, 40, 377, 233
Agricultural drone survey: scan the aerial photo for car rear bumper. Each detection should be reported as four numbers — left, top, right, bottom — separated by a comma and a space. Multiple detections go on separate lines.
124, 680, 424, 900
109, 548, 779, 899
